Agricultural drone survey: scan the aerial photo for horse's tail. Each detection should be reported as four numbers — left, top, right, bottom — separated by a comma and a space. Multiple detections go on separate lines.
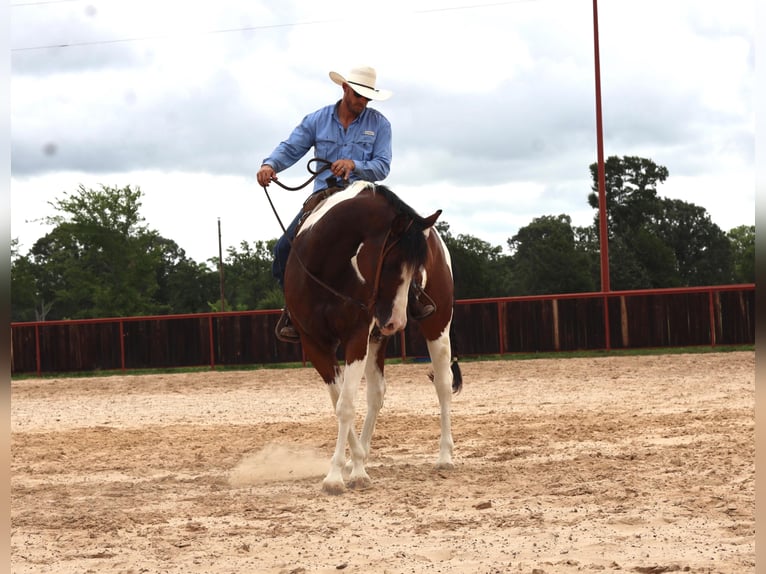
448, 304, 463, 394
450, 357, 463, 394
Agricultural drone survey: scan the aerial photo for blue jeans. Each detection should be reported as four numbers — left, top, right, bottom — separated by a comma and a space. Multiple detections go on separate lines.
272, 209, 304, 290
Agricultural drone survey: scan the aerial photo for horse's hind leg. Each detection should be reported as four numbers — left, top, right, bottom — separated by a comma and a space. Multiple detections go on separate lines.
426, 330, 456, 469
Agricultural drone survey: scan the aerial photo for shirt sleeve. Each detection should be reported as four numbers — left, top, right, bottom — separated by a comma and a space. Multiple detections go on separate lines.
262, 112, 318, 172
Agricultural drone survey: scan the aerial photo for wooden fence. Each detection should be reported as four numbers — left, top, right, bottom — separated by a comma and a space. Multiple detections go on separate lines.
10, 284, 755, 376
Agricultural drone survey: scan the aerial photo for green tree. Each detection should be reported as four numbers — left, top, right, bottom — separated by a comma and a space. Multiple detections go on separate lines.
151, 236, 218, 314
435, 222, 511, 298
587, 155, 735, 288
508, 214, 595, 295
10, 239, 49, 321
12, 184, 186, 320
728, 225, 755, 283
655, 198, 733, 286
588, 155, 668, 238
212, 239, 283, 311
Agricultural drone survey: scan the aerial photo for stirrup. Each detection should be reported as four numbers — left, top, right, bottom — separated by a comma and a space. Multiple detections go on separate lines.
409, 284, 436, 320
275, 309, 300, 343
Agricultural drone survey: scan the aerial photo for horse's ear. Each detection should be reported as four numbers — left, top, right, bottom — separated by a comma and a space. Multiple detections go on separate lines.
422, 209, 442, 230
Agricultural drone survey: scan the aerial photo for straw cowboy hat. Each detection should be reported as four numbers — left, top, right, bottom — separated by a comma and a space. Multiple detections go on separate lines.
329, 65, 392, 101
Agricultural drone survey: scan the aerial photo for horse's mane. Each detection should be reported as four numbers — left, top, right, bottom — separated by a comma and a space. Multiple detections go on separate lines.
369, 184, 421, 221
369, 184, 430, 269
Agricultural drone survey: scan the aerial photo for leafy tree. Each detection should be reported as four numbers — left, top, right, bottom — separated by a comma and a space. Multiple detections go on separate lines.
572, 224, 602, 290
435, 222, 511, 298
607, 229, 680, 289
587, 155, 735, 289
151, 236, 218, 314
212, 239, 283, 311
588, 155, 668, 237
508, 215, 595, 295
11, 184, 204, 320
728, 225, 755, 283
655, 198, 733, 286
10, 241, 49, 321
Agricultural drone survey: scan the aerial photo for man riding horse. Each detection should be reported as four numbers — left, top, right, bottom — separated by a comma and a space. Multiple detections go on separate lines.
256, 65, 435, 342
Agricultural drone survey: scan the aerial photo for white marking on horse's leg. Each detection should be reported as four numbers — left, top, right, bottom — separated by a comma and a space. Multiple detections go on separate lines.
323, 357, 370, 494
359, 339, 387, 460
327, 377, 366, 478
426, 322, 456, 469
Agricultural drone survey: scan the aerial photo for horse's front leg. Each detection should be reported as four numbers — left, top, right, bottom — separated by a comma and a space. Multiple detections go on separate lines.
326, 380, 369, 476
323, 353, 370, 494
427, 333, 456, 469
358, 338, 387, 460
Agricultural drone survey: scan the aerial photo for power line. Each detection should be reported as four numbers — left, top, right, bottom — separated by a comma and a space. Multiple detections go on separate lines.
11, 19, 340, 51
11, 0, 83, 6
11, 0, 541, 52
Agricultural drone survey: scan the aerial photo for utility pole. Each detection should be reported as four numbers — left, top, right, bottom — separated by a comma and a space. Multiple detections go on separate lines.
592, 0, 610, 293
592, 0, 611, 350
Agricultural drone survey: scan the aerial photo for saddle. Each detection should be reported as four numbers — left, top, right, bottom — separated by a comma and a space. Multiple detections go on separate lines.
296, 182, 346, 233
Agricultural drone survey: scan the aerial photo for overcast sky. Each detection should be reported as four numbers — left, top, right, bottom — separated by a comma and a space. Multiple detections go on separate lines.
10, 0, 755, 264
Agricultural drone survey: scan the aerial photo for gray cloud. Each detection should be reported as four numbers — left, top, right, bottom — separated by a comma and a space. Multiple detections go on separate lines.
9, 0, 755, 261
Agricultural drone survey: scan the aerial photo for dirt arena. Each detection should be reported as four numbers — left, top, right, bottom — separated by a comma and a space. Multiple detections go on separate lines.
11, 351, 754, 574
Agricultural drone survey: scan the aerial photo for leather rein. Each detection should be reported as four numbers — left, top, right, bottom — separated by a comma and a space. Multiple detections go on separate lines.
261, 157, 411, 314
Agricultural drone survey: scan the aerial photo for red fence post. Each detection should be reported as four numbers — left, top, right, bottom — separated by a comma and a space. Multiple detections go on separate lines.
708, 289, 717, 347
119, 319, 126, 371
496, 301, 505, 355
34, 323, 41, 377
208, 315, 216, 370
603, 293, 611, 351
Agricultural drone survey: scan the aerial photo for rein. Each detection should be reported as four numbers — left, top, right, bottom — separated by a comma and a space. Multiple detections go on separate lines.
261, 157, 333, 234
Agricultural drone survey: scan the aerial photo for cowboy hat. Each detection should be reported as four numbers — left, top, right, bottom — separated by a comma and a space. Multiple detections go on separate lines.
329, 65, 392, 101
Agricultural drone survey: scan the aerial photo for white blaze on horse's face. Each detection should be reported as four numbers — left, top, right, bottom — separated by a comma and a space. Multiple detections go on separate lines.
378, 265, 413, 336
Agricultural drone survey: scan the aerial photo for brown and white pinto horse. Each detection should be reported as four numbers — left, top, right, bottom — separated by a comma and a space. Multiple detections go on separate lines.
283, 180, 462, 494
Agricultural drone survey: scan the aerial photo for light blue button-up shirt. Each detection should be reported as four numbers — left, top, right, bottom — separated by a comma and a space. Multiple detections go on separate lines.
263, 102, 392, 193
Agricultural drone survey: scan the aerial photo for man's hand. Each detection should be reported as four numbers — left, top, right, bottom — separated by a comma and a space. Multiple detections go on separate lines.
257, 164, 276, 187
331, 159, 355, 180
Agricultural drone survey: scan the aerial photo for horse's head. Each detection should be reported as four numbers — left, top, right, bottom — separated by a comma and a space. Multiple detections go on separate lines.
371, 202, 442, 337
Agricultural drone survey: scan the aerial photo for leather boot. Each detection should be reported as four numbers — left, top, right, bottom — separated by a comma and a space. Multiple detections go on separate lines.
275, 308, 300, 343
409, 283, 436, 320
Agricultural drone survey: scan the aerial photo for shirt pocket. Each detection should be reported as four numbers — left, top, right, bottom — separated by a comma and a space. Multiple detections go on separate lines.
315, 137, 340, 160
355, 133, 375, 157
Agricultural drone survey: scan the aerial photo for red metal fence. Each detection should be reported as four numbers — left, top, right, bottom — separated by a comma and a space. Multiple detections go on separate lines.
10, 284, 755, 376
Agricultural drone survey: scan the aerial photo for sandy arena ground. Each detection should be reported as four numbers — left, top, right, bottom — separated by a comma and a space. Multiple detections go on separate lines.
11, 351, 754, 574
